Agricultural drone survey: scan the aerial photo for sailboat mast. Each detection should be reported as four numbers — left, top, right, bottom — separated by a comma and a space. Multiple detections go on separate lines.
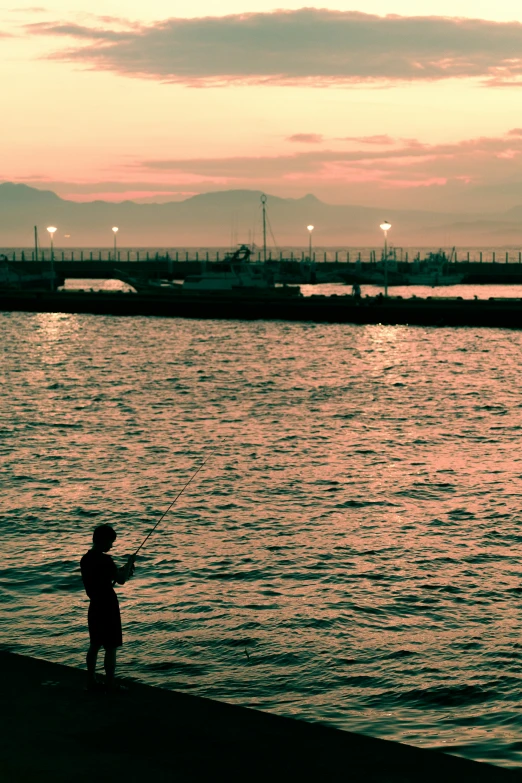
261, 194, 267, 263
34, 226, 38, 262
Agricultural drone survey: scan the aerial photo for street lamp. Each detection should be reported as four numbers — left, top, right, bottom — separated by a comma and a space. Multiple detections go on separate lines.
307, 225, 314, 262
112, 226, 119, 258
380, 220, 391, 297
47, 226, 57, 291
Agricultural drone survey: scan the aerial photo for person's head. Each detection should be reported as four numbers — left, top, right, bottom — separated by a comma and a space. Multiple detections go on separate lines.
92, 524, 116, 552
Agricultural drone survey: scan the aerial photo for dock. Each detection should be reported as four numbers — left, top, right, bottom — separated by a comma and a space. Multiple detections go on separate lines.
0, 651, 518, 782
1, 289, 522, 329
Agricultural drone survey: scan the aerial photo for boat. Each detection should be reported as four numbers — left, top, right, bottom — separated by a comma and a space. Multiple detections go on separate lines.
0, 258, 63, 290
115, 246, 301, 298
343, 261, 408, 286
354, 269, 408, 286
183, 245, 277, 291
404, 249, 465, 286
114, 269, 182, 293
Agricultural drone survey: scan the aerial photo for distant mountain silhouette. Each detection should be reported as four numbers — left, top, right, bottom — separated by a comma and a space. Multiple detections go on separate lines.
0, 182, 521, 247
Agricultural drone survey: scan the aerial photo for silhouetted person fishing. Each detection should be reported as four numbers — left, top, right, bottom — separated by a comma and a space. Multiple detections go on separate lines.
79, 455, 211, 692
80, 524, 135, 693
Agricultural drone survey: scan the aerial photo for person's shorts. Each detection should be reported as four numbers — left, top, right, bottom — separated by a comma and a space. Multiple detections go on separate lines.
88, 595, 122, 649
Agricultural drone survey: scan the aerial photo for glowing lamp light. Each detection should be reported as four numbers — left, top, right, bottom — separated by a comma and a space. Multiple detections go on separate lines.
306, 225, 315, 262
379, 221, 392, 298
111, 226, 119, 255
46, 227, 57, 287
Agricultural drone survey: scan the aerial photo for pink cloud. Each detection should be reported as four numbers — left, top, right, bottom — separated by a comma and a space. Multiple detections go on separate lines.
122, 131, 522, 209
336, 135, 395, 145
137, 133, 522, 177
381, 177, 448, 190
13, 130, 522, 212
9, 6, 47, 12
287, 134, 324, 144
25, 21, 128, 41
64, 190, 193, 203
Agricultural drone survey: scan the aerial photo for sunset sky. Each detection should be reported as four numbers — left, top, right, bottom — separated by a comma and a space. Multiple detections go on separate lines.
4, 1, 522, 211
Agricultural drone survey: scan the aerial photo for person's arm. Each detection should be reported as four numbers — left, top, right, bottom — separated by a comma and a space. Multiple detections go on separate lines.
115, 555, 136, 585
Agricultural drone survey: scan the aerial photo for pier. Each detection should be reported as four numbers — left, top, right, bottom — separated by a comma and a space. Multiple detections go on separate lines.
3, 248, 522, 283
0, 651, 517, 782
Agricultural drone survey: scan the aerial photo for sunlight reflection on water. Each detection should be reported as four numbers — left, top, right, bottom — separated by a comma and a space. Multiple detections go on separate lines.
1, 309, 522, 769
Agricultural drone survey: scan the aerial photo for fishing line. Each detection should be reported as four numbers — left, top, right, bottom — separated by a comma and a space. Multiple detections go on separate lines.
112, 450, 214, 587
133, 450, 214, 558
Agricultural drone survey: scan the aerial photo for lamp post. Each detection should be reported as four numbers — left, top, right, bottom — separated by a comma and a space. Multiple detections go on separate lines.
380, 220, 391, 297
112, 226, 119, 259
261, 195, 267, 264
307, 225, 314, 262
47, 226, 57, 291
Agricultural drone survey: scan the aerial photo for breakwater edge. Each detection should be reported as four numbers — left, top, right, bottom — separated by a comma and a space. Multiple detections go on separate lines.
3, 282, 522, 328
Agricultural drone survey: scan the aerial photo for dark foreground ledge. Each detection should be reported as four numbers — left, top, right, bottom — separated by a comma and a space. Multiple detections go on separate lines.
1, 289, 522, 328
0, 652, 519, 782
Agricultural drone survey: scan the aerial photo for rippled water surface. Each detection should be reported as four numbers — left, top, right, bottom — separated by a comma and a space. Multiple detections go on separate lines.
2, 304, 522, 769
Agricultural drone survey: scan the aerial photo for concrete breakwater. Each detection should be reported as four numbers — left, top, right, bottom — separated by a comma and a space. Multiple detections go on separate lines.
1, 289, 522, 328
2, 651, 517, 782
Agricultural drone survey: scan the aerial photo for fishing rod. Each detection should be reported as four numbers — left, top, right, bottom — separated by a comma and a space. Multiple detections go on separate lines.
132, 451, 214, 559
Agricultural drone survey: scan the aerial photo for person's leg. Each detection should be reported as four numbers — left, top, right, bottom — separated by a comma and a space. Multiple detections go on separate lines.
86, 644, 101, 685
104, 646, 116, 688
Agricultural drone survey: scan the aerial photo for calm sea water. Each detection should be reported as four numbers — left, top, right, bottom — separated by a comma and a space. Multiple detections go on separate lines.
2, 286, 522, 769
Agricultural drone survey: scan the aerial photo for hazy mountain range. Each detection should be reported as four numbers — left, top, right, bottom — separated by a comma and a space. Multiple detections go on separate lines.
1, 182, 521, 248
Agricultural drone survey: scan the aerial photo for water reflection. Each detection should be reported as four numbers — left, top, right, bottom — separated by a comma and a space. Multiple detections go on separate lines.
2, 312, 522, 768
34, 312, 79, 343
